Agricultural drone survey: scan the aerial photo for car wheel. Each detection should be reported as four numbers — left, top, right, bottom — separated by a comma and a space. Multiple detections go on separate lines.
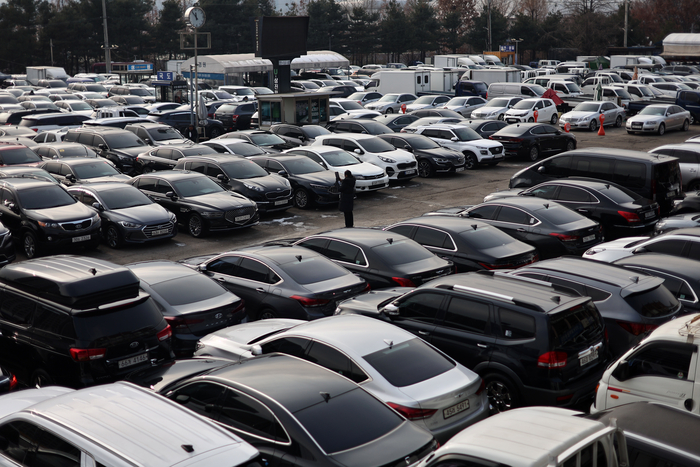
627, 130, 635, 135
23, 231, 38, 259
683, 119, 690, 131
105, 224, 123, 249
30, 368, 53, 388
527, 117, 534, 123
688, 180, 700, 191
690, 114, 696, 125
658, 123, 665, 135
615, 115, 623, 127
258, 308, 278, 320
209, 127, 222, 139
589, 119, 598, 132
187, 213, 208, 238
497, 114, 504, 121
141, 166, 152, 174
484, 372, 520, 415
528, 145, 540, 161
417, 159, 434, 178
386, 108, 394, 114
550, 113, 558, 125
294, 188, 311, 209
463, 152, 478, 170
566, 140, 575, 151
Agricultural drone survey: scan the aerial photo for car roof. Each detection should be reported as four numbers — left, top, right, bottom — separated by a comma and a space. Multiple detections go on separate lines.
70, 182, 134, 193
305, 227, 410, 248
206, 138, 252, 145
659, 227, 700, 238
646, 312, 700, 342
534, 177, 628, 192
651, 143, 700, 152
126, 260, 200, 285
250, 154, 304, 163
549, 147, 672, 163
390, 216, 492, 233
0, 143, 29, 151
320, 133, 375, 141
0, 177, 54, 189
179, 154, 245, 163
481, 196, 566, 210
25, 382, 256, 467
207, 353, 359, 413
234, 245, 325, 265
614, 252, 700, 278
54, 157, 110, 166
139, 169, 204, 181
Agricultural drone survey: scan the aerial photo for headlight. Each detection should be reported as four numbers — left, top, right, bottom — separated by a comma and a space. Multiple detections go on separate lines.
644, 121, 656, 126
37, 221, 59, 228
92, 213, 100, 222
433, 158, 449, 163
169, 213, 177, 222
119, 221, 143, 228
479, 150, 489, 155
200, 211, 223, 218
584, 248, 605, 256
378, 156, 396, 163
243, 183, 264, 192
309, 183, 330, 191
354, 174, 366, 180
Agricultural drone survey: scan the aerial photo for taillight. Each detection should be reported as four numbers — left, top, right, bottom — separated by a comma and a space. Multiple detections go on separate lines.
164, 316, 204, 330
157, 324, 172, 341
362, 282, 371, 292
549, 232, 580, 242
231, 114, 239, 122
618, 210, 641, 223
509, 138, 524, 142
9, 374, 18, 390
70, 347, 106, 361
616, 320, 658, 336
475, 378, 486, 395
392, 276, 416, 287
537, 351, 568, 368
485, 92, 488, 99
290, 295, 330, 307
387, 402, 437, 420
604, 327, 609, 343
651, 178, 657, 201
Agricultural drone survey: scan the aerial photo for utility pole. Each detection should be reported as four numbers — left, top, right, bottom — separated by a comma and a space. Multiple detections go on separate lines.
624, 0, 629, 48
487, 0, 492, 52
101, 0, 111, 73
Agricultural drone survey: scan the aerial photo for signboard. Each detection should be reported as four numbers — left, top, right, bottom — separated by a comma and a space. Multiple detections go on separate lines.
157, 71, 174, 81
499, 45, 515, 52
128, 63, 154, 71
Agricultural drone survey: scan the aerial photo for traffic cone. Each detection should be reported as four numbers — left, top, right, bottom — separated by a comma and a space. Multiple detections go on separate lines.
598, 114, 605, 136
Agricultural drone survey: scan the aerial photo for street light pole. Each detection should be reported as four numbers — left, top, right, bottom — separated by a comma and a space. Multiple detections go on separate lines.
101, 0, 111, 73
624, 0, 629, 48
487, 0, 492, 52
510, 38, 523, 65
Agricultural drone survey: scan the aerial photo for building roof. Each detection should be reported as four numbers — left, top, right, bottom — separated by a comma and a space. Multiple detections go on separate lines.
181, 51, 349, 75
662, 33, 700, 59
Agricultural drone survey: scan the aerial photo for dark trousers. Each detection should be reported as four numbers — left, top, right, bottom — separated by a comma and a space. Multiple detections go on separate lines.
344, 211, 353, 228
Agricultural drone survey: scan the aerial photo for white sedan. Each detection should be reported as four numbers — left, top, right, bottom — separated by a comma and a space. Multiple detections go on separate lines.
559, 101, 626, 131
626, 104, 691, 135
583, 229, 697, 263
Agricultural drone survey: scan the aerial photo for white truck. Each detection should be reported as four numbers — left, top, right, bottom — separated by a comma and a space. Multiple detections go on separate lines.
432, 54, 472, 69
609, 55, 666, 70
461, 68, 521, 86
26, 66, 69, 84
367, 69, 459, 95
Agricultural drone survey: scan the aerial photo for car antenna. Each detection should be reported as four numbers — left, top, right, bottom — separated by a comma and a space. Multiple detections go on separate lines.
383, 339, 393, 348
320, 392, 331, 403
88, 268, 97, 276
630, 276, 639, 283
181, 445, 194, 453
605, 184, 610, 189
551, 295, 560, 303
543, 203, 549, 209
472, 224, 478, 230
386, 238, 393, 244
295, 255, 302, 262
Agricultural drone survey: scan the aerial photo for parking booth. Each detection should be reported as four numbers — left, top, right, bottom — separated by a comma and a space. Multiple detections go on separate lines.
152, 80, 189, 103
256, 92, 333, 130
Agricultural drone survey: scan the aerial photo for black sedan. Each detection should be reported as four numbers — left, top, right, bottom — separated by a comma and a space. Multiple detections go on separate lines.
33, 142, 100, 160
134, 143, 217, 174
290, 228, 454, 289
39, 158, 131, 186
0, 365, 16, 394
489, 122, 577, 161
428, 197, 603, 259
217, 130, 298, 152
126, 261, 245, 356
484, 178, 660, 240
326, 119, 394, 135
201, 139, 271, 157
181, 245, 367, 320
654, 213, 700, 235
148, 110, 225, 139
68, 183, 177, 248
129, 170, 258, 237
378, 133, 465, 178
463, 120, 509, 138
373, 114, 420, 132
384, 217, 538, 272
249, 154, 339, 209
174, 154, 294, 214
128, 355, 437, 467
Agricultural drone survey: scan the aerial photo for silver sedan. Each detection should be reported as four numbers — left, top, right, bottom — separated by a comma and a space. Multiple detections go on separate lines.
626, 104, 691, 135
442, 96, 488, 117
365, 93, 418, 114
194, 314, 488, 443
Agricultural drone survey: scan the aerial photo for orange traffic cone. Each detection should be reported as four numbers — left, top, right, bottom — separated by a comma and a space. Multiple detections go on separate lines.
598, 114, 605, 136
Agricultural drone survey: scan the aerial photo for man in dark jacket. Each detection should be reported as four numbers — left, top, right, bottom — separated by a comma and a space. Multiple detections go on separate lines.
337, 170, 356, 228
185, 124, 197, 142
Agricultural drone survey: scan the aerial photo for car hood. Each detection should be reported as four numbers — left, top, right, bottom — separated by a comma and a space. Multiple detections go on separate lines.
295, 170, 338, 185
28, 203, 96, 223
460, 139, 502, 149
336, 288, 412, 317
415, 147, 463, 159
108, 203, 173, 224
234, 175, 289, 191
113, 146, 148, 157
185, 191, 255, 209
481, 240, 536, 260
330, 162, 385, 177
405, 104, 431, 111
627, 115, 663, 124
377, 148, 416, 163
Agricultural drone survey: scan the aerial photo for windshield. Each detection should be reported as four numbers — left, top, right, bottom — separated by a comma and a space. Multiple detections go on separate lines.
103, 133, 146, 149
223, 142, 265, 156
228, 88, 255, 96
458, 224, 517, 249
221, 160, 269, 179
405, 136, 440, 149
447, 98, 468, 106
414, 96, 436, 105
73, 161, 120, 179
70, 102, 93, 111
639, 86, 655, 97
55, 146, 96, 159
1, 148, 41, 165
129, 88, 150, 96
149, 127, 182, 141
283, 158, 325, 175
378, 95, 400, 103
639, 106, 667, 116
573, 103, 601, 112
485, 98, 512, 108
84, 84, 107, 93
372, 239, 434, 266
172, 177, 224, 197
302, 126, 330, 138
566, 83, 581, 92
453, 127, 481, 141
19, 185, 77, 209
320, 150, 359, 166
358, 137, 396, 153
513, 100, 536, 110
249, 133, 286, 146
363, 338, 454, 387
337, 101, 363, 111
213, 91, 234, 99
151, 275, 228, 306
615, 89, 632, 99
99, 187, 152, 209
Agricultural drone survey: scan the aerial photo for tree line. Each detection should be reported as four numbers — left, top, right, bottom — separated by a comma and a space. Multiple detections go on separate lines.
0, 0, 698, 75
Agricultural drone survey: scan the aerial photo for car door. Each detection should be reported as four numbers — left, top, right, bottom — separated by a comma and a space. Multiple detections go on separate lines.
0, 188, 21, 234
529, 125, 551, 152
555, 185, 596, 217
385, 289, 446, 340
673, 149, 700, 190
604, 341, 697, 413
205, 255, 272, 314
541, 125, 567, 152
412, 226, 457, 263
490, 206, 540, 246
680, 91, 700, 120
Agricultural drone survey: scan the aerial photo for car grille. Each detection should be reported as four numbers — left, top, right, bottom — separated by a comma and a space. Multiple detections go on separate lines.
631, 122, 643, 129
265, 189, 292, 200
225, 206, 257, 224
60, 217, 93, 231
143, 221, 175, 238
364, 173, 385, 180
489, 146, 503, 154
397, 161, 417, 169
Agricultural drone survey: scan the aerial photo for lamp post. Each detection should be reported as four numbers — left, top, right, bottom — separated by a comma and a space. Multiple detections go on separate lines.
624, 0, 629, 48
510, 38, 523, 65
101, 0, 111, 73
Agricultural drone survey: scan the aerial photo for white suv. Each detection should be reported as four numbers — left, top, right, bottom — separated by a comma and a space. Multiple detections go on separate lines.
504, 98, 558, 124
592, 313, 700, 415
413, 124, 504, 169
313, 133, 417, 180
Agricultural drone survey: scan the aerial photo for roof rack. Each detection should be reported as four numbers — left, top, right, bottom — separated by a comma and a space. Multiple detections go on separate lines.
441, 283, 545, 312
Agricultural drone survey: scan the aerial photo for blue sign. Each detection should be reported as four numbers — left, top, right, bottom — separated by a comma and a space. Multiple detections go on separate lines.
499, 45, 515, 52
157, 71, 174, 81
127, 63, 154, 71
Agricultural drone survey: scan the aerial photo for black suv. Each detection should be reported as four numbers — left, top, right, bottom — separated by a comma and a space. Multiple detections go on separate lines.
214, 101, 258, 131
0, 256, 173, 388
0, 178, 101, 258
336, 271, 610, 413
63, 127, 149, 175
124, 122, 188, 146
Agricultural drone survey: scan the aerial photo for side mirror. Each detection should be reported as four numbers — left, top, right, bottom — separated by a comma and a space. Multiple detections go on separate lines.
66, 174, 76, 182
298, 135, 305, 142
537, 166, 546, 173
277, 170, 288, 177
98, 143, 108, 151
354, 148, 364, 155
451, 136, 459, 142
92, 202, 104, 211
381, 303, 399, 316
612, 360, 630, 381
165, 191, 178, 200
144, 138, 152, 144
403, 146, 413, 152
251, 344, 262, 356
217, 173, 229, 183
633, 246, 649, 254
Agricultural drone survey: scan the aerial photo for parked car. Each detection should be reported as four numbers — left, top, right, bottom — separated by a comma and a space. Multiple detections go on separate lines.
67, 183, 177, 248
194, 315, 488, 442
270, 123, 331, 146
409, 109, 465, 120
129, 170, 258, 237
63, 127, 149, 174
442, 96, 487, 117
470, 96, 524, 120
559, 101, 626, 131
489, 122, 576, 161
414, 124, 504, 169
405, 95, 452, 112
348, 91, 383, 105
33, 142, 99, 160
648, 142, 700, 191
364, 93, 418, 114
401, 117, 466, 134
0, 143, 43, 166
39, 158, 130, 185
626, 104, 691, 135
326, 119, 394, 135
654, 212, 700, 235
373, 113, 421, 132
214, 101, 258, 131
148, 110, 225, 139
336, 271, 610, 413
54, 99, 96, 116
462, 119, 509, 138
134, 143, 217, 173
200, 138, 270, 157
504, 97, 558, 124
0, 165, 58, 183
216, 129, 296, 152
377, 133, 466, 177
584, 227, 700, 263
124, 121, 189, 146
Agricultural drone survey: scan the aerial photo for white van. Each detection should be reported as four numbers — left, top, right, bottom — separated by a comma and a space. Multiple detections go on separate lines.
487, 82, 546, 99
611, 83, 655, 101
538, 59, 560, 68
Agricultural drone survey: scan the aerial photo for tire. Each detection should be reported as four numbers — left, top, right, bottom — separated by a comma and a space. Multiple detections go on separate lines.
497, 114, 504, 121
527, 117, 534, 123
208, 127, 222, 139
258, 308, 278, 320
417, 159, 434, 178
658, 123, 665, 135
484, 372, 520, 415
528, 145, 540, 162
691, 114, 696, 125
615, 115, 623, 128
294, 188, 311, 209
463, 152, 478, 170
141, 166, 153, 174
187, 213, 208, 238
589, 119, 598, 132
688, 180, 700, 192
550, 113, 558, 125
23, 231, 38, 259
627, 130, 635, 135
30, 368, 53, 388
105, 224, 123, 249
566, 140, 576, 151
386, 108, 394, 114
682, 119, 690, 131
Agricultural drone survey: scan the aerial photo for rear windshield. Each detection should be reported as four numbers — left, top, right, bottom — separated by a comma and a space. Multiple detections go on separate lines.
56, 146, 97, 158
458, 225, 516, 248
624, 285, 680, 318
172, 177, 223, 197
550, 301, 603, 348
73, 295, 163, 341
279, 256, 349, 285
363, 338, 454, 387
372, 239, 434, 266
73, 161, 119, 179
1, 148, 41, 165
151, 275, 228, 306
654, 160, 680, 185
224, 142, 266, 157
537, 205, 585, 225
99, 187, 151, 209
599, 185, 641, 204
149, 127, 182, 141
293, 387, 403, 454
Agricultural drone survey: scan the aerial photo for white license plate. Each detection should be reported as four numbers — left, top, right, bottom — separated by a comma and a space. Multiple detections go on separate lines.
583, 234, 596, 243
443, 400, 470, 419
644, 211, 654, 219
580, 350, 599, 366
405, 169, 416, 175
456, 167, 465, 172
118, 352, 148, 369
235, 214, 251, 222
72, 235, 91, 243
152, 228, 169, 236
274, 200, 288, 205
372, 180, 385, 186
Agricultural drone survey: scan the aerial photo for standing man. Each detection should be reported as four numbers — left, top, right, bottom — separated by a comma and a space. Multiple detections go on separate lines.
185, 124, 197, 142
337, 170, 356, 228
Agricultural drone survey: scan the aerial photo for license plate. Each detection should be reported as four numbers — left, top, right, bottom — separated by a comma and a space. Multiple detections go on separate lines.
456, 167, 465, 172
405, 169, 416, 175
583, 234, 596, 243
632, 123, 642, 128
372, 180, 385, 186
507, 119, 517, 123
235, 214, 251, 222
443, 400, 470, 419
580, 349, 599, 366
72, 235, 91, 243
667, 191, 676, 197
118, 352, 148, 369
152, 228, 169, 236
274, 200, 288, 205
644, 211, 654, 219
